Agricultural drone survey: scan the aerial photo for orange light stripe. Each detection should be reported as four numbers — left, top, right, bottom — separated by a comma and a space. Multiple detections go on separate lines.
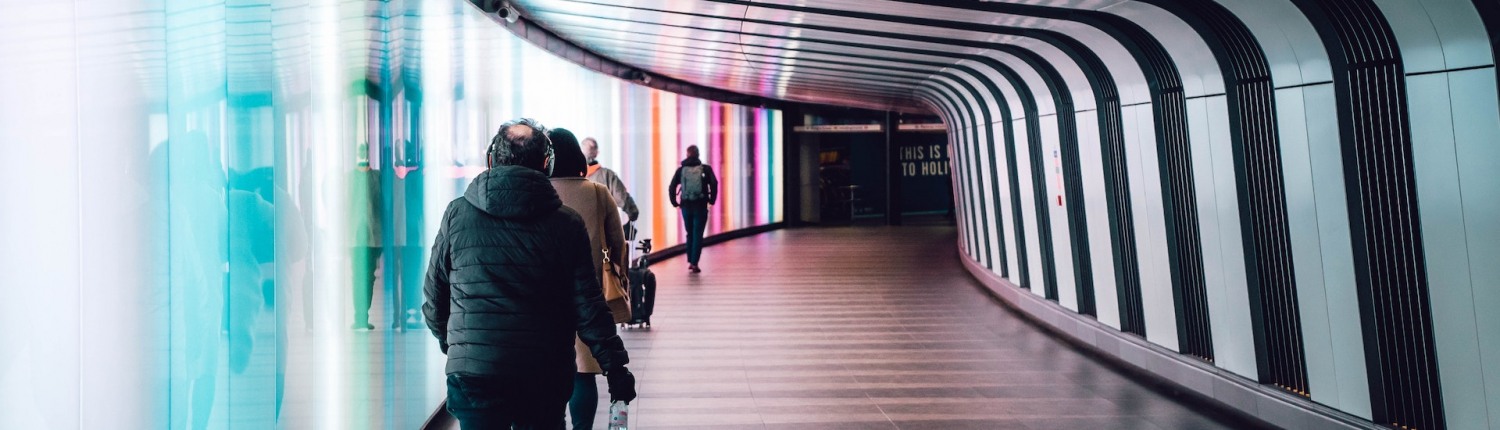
651, 91, 665, 246
721, 103, 732, 230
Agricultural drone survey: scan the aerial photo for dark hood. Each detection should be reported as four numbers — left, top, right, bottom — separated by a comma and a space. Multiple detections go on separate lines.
463, 165, 563, 219
681, 155, 703, 167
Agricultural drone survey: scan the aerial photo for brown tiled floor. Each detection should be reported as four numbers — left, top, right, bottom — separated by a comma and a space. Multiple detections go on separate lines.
585, 226, 1251, 430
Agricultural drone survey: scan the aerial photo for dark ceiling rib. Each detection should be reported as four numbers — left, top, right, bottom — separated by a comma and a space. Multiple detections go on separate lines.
566, 35, 946, 77
514, 2, 936, 111
472, 2, 795, 110
540, 18, 958, 66
591, 55, 926, 91
585, 41, 937, 82
519, 7, 957, 78
585, 55, 924, 95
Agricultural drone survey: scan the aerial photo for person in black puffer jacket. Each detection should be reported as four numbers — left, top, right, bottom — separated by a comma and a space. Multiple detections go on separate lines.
423, 118, 635, 430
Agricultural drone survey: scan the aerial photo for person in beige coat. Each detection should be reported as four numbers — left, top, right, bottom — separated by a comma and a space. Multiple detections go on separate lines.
548, 128, 626, 430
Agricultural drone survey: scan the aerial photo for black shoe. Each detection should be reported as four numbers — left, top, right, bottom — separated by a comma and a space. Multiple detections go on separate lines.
689, 264, 701, 273
351, 323, 374, 331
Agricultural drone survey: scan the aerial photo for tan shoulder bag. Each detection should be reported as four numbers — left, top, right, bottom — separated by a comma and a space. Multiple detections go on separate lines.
597, 185, 632, 324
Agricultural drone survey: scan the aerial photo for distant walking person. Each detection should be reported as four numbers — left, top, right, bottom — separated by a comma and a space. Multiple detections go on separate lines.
549, 129, 628, 430
582, 137, 639, 222
668, 145, 718, 273
423, 118, 636, 429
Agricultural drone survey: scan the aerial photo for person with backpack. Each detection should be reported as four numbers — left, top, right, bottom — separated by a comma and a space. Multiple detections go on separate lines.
668, 145, 718, 273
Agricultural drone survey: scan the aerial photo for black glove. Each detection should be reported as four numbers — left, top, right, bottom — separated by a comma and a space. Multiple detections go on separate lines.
605, 368, 637, 403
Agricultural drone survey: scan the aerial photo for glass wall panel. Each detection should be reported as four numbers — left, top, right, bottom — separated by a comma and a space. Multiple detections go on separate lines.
0, 0, 782, 428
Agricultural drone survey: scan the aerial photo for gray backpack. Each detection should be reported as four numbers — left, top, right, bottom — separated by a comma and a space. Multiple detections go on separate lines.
680, 165, 707, 201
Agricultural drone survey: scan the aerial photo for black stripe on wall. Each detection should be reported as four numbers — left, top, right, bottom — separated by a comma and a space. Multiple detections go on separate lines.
930, 78, 996, 270
910, 90, 979, 263
1291, 1, 1445, 428
927, 88, 991, 269
1473, 0, 1500, 153
931, 70, 1023, 283
944, 80, 998, 271
1034, 32, 1145, 333
1145, 0, 1310, 396
1092, 14, 1215, 363
936, 70, 1013, 277
1004, 48, 1097, 316
919, 94, 975, 261
985, 64, 1060, 300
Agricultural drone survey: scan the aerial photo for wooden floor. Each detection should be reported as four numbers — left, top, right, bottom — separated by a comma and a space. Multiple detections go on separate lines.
589, 226, 1247, 430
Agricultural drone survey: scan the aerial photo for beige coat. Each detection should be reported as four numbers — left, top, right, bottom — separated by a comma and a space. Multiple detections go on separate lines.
551, 177, 626, 373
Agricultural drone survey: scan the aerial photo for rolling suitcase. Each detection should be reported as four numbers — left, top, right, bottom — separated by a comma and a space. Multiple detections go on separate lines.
624, 223, 656, 329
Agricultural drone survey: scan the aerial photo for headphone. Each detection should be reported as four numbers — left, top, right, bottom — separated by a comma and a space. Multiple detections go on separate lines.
487, 135, 554, 176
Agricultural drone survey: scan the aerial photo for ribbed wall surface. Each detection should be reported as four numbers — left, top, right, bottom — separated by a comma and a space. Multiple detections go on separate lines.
512, 1, 1500, 427
1292, 0, 1444, 428
1108, 19, 1216, 362
1153, 0, 1311, 396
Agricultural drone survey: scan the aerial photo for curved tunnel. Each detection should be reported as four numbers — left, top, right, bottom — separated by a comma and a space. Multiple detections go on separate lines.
506, 1, 1500, 428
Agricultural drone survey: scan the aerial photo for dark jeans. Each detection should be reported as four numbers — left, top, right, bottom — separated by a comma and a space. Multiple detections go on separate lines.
396, 245, 425, 328
351, 246, 382, 326
568, 373, 599, 430
446, 372, 571, 430
681, 206, 708, 265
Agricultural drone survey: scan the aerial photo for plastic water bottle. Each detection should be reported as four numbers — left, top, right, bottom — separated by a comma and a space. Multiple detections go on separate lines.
607, 401, 629, 430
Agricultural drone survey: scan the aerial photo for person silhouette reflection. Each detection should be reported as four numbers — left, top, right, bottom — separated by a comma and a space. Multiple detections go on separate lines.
235, 166, 307, 420
227, 171, 272, 374
351, 160, 383, 330
395, 145, 425, 330
154, 131, 225, 430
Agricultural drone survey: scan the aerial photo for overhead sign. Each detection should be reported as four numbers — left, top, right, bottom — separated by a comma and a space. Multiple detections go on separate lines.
899, 144, 949, 178
897, 123, 946, 132
793, 124, 883, 133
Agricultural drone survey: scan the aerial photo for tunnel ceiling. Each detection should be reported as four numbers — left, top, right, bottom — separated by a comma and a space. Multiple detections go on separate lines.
509, 0, 1138, 114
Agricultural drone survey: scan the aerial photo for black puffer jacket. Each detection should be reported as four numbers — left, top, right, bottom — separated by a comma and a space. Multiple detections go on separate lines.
423, 165, 628, 376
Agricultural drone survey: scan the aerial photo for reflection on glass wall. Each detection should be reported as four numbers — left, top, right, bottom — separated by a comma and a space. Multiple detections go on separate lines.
0, 0, 782, 428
